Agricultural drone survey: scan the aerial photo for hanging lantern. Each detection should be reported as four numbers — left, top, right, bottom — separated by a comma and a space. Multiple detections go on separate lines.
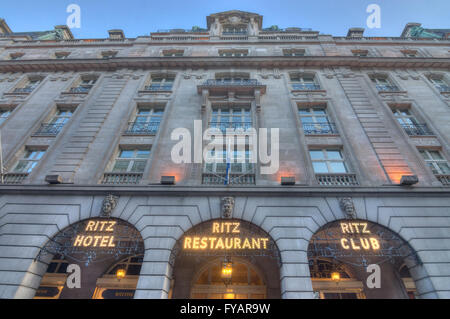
116, 268, 126, 280
331, 271, 341, 282
221, 262, 233, 280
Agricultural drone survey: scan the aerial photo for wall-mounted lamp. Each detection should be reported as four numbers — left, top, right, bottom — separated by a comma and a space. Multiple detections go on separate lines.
161, 176, 176, 185
45, 175, 63, 184
400, 175, 419, 186
116, 268, 126, 281
281, 176, 295, 186
331, 271, 341, 282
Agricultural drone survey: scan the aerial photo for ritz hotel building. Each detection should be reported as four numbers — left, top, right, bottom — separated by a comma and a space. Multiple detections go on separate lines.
0, 11, 449, 299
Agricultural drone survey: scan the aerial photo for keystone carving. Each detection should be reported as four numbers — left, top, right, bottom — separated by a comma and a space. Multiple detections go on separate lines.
221, 197, 235, 219
101, 194, 119, 217
339, 197, 356, 219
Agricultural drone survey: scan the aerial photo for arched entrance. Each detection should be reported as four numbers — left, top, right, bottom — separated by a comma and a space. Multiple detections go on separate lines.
34, 218, 144, 299
170, 219, 281, 299
308, 219, 420, 299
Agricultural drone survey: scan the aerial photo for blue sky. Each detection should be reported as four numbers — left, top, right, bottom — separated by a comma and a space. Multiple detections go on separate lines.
1, 0, 449, 38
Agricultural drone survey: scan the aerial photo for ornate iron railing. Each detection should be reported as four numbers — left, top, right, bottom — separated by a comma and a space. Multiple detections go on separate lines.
33, 123, 65, 136
202, 79, 260, 86
436, 85, 450, 92
101, 172, 143, 184
68, 86, 92, 93
0, 173, 28, 184
436, 175, 450, 186
202, 173, 255, 185
303, 123, 338, 135
143, 85, 173, 91
315, 173, 359, 186
124, 122, 160, 135
13, 87, 34, 93
400, 123, 434, 136
208, 121, 253, 133
292, 83, 322, 90
376, 85, 401, 92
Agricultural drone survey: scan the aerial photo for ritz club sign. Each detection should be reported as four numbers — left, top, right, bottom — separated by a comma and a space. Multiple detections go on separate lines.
339, 221, 380, 251
183, 221, 270, 251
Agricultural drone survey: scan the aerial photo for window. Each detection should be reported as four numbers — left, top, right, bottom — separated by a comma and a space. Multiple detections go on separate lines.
419, 149, 450, 175
210, 107, 252, 132
111, 149, 150, 173
55, 52, 70, 59
35, 108, 74, 136
290, 74, 320, 90
222, 25, 247, 35
0, 109, 12, 125
13, 149, 46, 173
219, 50, 248, 57
101, 51, 117, 59
145, 75, 174, 91
401, 50, 418, 58
309, 149, 348, 174
13, 77, 42, 93
427, 75, 450, 93
352, 49, 369, 57
126, 107, 163, 135
69, 76, 97, 93
162, 50, 184, 57
391, 107, 433, 136
370, 76, 399, 92
283, 49, 306, 56
298, 106, 337, 134
9, 52, 24, 60
205, 147, 253, 175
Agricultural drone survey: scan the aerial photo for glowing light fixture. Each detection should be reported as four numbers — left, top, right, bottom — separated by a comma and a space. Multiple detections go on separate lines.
221, 262, 233, 279
331, 271, 341, 282
116, 268, 126, 280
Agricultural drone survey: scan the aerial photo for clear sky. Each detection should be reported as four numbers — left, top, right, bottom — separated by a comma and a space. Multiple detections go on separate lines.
1, 0, 449, 38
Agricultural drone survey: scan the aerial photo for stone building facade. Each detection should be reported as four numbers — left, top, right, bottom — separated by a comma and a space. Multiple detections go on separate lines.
0, 11, 449, 299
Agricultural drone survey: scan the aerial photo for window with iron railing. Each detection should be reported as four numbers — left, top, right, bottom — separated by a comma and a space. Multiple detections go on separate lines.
101, 51, 118, 59
144, 76, 174, 91
0, 109, 12, 125
283, 49, 306, 56
290, 74, 321, 90
419, 149, 450, 175
371, 76, 400, 92
34, 109, 73, 136
125, 108, 163, 135
12, 149, 46, 174
222, 25, 248, 35
13, 78, 42, 93
55, 52, 70, 59
428, 76, 450, 93
392, 108, 433, 136
210, 107, 252, 133
298, 107, 338, 135
309, 149, 349, 174
352, 49, 369, 57
219, 50, 248, 57
110, 149, 150, 173
69, 78, 97, 93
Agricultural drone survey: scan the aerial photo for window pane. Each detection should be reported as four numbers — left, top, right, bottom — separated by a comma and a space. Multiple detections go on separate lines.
329, 162, 347, 173
113, 160, 129, 172
437, 162, 450, 174
131, 160, 146, 172
429, 151, 444, 160
14, 161, 28, 172
299, 109, 310, 115
312, 162, 328, 173
136, 150, 151, 158
119, 150, 134, 158
301, 117, 314, 124
326, 150, 343, 160
419, 150, 430, 159
309, 150, 324, 160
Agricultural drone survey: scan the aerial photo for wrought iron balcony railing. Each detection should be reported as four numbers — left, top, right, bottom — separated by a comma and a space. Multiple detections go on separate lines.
101, 172, 143, 184
143, 85, 173, 91
436, 175, 450, 186
0, 173, 28, 184
33, 123, 65, 136
292, 83, 322, 91
400, 123, 434, 136
436, 85, 450, 93
68, 86, 92, 93
124, 122, 160, 135
202, 79, 260, 86
13, 87, 34, 93
208, 121, 253, 133
303, 123, 338, 135
315, 173, 359, 186
376, 85, 401, 92
202, 173, 255, 185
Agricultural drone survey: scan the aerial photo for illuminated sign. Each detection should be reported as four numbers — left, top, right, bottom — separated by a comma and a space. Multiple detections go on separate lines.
73, 220, 116, 248
183, 221, 269, 250
339, 222, 380, 251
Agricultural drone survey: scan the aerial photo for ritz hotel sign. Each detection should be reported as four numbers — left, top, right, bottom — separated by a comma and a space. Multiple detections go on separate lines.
183, 221, 270, 250
72, 220, 117, 248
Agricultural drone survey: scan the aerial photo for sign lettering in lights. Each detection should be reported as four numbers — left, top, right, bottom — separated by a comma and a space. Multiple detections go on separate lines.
183, 222, 269, 250
339, 222, 380, 251
73, 220, 116, 248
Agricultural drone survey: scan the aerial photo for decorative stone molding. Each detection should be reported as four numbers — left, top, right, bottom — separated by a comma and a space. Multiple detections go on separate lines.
221, 196, 235, 219
100, 194, 119, 217
339, 197, 356, 219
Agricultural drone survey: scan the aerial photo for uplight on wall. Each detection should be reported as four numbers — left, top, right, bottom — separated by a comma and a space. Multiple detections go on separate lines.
400, 175, 419, 186
160, 176, 176, 185
280, 176, 296, 185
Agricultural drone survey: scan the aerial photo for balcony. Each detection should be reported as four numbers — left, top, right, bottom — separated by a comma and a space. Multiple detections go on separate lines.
375, 85, 401, 92
435, 85, 450, 93
436, 175, 450, 186
209, 121, 253, 133
143, 85, 173, 92
0, 173, 28, 184
303, 123, 338, 135
124, 122, 160, 135
68, 86, 92, 94
12, 87, 34, 94
202, 173, 255, 185
315, 173, 359, 186
292, 83, 322, 91
400, 124, 434, 136
101, 172, 143, 184
33, 123, 65, 136
197, 79, 266, 95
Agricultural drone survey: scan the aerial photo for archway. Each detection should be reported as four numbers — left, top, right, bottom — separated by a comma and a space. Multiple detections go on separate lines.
308, 219, 420, 299
170, 219, 281, 299
34, 218, 144, 299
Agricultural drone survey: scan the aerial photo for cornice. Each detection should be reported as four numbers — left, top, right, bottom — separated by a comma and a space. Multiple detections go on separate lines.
0, 56, 448, 73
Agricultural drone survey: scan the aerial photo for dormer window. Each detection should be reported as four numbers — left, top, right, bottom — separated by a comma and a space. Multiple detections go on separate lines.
219, 49, 248, 57
283, 49, 306, 56
222, 25, 247, 35
55, 52, 70, 59
401, 49, 418, 58
352, 49, 369, 57
162, 50, 184, 57
9, 52, 24, 60
101, 51, 118, 59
